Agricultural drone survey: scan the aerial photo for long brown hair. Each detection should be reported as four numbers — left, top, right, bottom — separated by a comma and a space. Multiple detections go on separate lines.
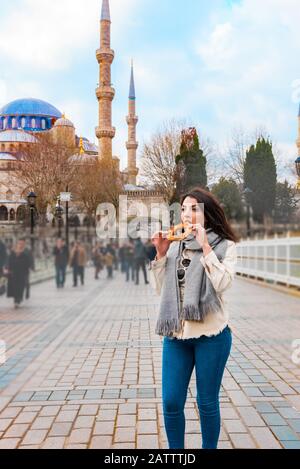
180, 187, 239, 243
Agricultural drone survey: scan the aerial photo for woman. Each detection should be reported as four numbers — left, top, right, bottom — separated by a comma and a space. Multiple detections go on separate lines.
7, 239, 33, 308
150, 187, 238, 449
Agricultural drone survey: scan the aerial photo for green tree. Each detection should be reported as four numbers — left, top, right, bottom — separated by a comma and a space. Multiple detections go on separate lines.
173, 127, 208, 201
212, 177, 244, 221
244, 137, 277, 224
274, 180, 298, 224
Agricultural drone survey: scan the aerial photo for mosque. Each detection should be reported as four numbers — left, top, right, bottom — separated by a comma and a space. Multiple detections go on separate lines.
0, 0, 163, 227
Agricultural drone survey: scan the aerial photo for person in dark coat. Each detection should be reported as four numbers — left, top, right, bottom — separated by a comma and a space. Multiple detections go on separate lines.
133, 238, 149, 285
53, 238, 69, 288
0, 239, 7, 277
123, 241, 135, 282
7, 239, 33, 308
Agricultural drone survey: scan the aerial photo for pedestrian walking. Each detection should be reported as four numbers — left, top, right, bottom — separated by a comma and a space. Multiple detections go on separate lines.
6, 239, 34, 308
134, 238, 149, 285
0, 239, 7, 296
0, 239, 7, 278
104, 250, 114, 279
123, 241, 135, 282
69, 241, 87, 287
53, 238, 69, 288
150, 187, 238, 449
92, 242, 104, 280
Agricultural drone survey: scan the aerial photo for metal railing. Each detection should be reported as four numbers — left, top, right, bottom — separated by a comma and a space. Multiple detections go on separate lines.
236, 234, 300, 288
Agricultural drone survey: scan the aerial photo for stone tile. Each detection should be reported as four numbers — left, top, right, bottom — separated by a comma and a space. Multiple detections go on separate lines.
114, 427, 136, 443
68, 428, 92, 444
39, 406, 61, 417
261, 413, 287, 426
55, 410, 78, 422
223, 419, 247, 433
74, 416, 95, 428
118, 404, 137, 415
89, 436, 113, 449
79, 405, 99, 416
0, 438, 20, 449
229, 433, 257, 449
93, 421, 115, 435
137, 435, 159, 449
116, 414, 136, 427
48, 422, 73, 437
270, 426, 300, 442
41, 437, 66, 449
137, 420, 158, 435
22, 429, 48, 445
249, 427, 282, 449
236, 407, 265, 427
4, 423, 29, 438
31, 416, 55, 430
0, 419, 12, 432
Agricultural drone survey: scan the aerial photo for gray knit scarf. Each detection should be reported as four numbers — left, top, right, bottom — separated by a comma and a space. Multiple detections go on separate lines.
155, 228, 228, 337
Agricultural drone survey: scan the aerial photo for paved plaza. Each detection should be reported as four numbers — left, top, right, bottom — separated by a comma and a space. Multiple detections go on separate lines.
0, 269, 300, 449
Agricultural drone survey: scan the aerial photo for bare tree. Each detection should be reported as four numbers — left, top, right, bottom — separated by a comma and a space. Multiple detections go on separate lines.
139, 119, 184, 202
72, 157, 123, 218
14, 133, 77, 224
140, 119, 217, 201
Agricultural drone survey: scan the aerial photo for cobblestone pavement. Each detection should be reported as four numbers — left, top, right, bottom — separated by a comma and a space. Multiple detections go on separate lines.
0, 268, 300, 449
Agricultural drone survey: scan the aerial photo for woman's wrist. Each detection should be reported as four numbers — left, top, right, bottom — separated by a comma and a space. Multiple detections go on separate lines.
156, 251, 167, 261
203, 242, 213, 257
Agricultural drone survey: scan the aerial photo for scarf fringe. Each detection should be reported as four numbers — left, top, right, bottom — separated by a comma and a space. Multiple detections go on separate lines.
155, 318, 181, 337
181, 299, 222, 322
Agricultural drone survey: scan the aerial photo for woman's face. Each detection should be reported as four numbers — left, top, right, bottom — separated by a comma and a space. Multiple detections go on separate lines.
181, 196, 205, 227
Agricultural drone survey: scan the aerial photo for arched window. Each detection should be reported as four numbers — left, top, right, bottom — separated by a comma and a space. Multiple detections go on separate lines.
31, 118, 36, 128
3, 118, 7, 129
41, 119, 46, 130
12, 117, 16, 128
9, 208, 15, 221
0, 205, 8, 221
16, 205, 26, 222
21, 117, 26, 128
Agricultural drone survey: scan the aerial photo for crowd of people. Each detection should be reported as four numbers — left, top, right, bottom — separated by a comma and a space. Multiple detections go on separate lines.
0, 236, 156, 309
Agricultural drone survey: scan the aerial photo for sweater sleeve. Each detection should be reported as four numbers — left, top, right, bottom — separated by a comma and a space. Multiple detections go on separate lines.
148, 255, 167, 295
200, 241, 237, 294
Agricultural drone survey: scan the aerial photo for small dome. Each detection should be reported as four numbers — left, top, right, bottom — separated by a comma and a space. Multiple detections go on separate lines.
0, 152, 17, 161
0, 98, 62, 118
0, 130, 37, 143
54, 117, 74, 128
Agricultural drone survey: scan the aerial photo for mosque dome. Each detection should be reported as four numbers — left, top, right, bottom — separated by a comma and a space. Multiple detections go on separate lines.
0, 98, 62, 118
0, 98, 62, 132
54, 116, 74, 128
0, 130, 37, 143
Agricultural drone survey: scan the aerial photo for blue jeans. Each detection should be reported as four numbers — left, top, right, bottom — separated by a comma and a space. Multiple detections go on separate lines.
162, 325, 232, 449
55, 265, 66, 288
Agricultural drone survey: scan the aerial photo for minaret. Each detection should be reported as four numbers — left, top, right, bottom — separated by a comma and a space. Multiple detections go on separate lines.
126, 61, 139, 185
95, 0, 115, 161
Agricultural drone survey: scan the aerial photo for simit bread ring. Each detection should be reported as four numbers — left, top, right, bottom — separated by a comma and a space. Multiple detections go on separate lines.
166, 223, 193, 242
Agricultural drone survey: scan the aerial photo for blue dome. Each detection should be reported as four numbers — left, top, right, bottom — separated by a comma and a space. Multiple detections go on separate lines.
0, 98, 62, 118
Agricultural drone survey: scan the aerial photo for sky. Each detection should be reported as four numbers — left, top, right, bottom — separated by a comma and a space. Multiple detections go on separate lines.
0, 0, 299, 183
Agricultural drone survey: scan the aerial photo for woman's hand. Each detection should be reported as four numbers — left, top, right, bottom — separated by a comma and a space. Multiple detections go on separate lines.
151, 231, 171, 260
190, 223, 212, 256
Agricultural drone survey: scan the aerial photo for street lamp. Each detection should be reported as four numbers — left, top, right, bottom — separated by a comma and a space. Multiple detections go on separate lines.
242, 187, 253, 238
55, 198, 64, 238
27, 191, 37, 251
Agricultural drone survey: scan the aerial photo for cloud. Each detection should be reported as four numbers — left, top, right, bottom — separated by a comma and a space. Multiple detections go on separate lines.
192, 0, 300, 148
0, 0, 140, 71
